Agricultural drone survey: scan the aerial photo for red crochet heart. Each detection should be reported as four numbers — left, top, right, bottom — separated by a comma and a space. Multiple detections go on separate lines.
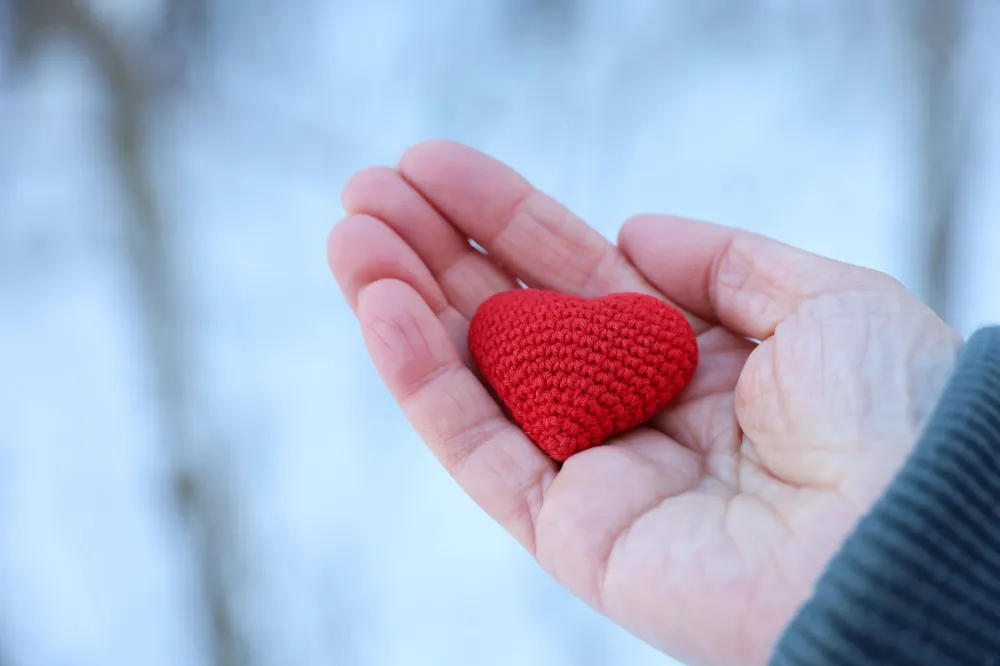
468, 289, 698, 462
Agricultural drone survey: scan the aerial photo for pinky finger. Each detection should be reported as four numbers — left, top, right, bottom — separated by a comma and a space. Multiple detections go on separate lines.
357, 277, 557, 552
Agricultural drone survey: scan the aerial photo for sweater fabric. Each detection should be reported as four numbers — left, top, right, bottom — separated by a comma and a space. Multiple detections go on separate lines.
770, 326, 1000, 666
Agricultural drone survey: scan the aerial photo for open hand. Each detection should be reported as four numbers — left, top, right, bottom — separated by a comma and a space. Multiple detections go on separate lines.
327, 141, 962, 666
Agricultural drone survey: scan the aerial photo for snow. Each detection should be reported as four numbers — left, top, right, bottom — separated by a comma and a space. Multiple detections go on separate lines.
1, 2, 997, 665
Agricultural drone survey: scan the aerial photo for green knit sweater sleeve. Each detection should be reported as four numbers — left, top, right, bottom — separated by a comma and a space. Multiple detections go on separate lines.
769, 326, 1000, 666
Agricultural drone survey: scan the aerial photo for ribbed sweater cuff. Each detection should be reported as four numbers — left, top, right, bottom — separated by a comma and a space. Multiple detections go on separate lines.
769, 326, 1000, 666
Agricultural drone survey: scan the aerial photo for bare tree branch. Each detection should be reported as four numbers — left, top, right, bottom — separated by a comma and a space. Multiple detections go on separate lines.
8, 2, 247, 664
909, 0, 972, 323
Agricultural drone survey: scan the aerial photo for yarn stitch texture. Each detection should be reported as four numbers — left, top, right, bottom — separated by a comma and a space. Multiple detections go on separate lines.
468, 289, 699, 462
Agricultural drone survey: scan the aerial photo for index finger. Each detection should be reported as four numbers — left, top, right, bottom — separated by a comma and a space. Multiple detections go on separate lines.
358, 277, 557, 553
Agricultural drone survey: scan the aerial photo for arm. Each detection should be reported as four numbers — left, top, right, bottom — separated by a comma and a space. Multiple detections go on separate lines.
770, 326, 1000, 666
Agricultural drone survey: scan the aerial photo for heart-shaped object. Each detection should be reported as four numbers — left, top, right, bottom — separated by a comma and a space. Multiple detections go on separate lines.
468, 289, 698, 461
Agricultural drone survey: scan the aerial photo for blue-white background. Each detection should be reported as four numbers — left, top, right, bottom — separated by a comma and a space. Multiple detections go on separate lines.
1, 2, 998, 665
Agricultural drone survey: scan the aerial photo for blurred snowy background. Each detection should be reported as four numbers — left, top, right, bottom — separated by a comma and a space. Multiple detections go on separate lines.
1, 1, 998, 665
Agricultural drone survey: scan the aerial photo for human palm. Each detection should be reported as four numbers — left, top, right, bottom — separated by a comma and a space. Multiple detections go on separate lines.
327, 141, 962, 666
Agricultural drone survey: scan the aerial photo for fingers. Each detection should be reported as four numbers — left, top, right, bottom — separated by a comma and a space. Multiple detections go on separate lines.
357, 278, 558, 552
397, 142, 713, 329
327, 214, 469, 355
342, 166, 516, 318
328, 213, 448, 314
618, 215, 898, 340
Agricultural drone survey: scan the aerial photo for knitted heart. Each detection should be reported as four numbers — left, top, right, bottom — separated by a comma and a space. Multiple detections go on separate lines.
468, 289, 698, 462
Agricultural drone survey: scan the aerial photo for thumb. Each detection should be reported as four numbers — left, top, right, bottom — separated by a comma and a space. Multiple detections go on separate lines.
618, 215, 901, 340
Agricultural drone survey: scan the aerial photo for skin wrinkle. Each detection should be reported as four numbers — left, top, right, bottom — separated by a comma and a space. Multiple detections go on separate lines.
723, 495, 784, 660
392, 347, 465, 406
713, 235, 792, 338
725, 478, 804, 659
595, 449, 702, 615
706, 231, 739, 329
364, 310, 436, 391
480, 185, 537, 248
432, 394, 508, 473
704, 397, 742, 491
436, 254, 508, 316
738, 464, 795, 538
723, 496, 761, 659
530, 204, 595, 286
734, 513, 801, 662
467, 429, 551, 554
439, 308, 474, 368
769, 326, 793, 441
658, 401, 743, 467
739, 335, 848, 494
506, 208, 551, 257
364, 313, 395, 359
818, 313, 828, 408
522, 213, 568, 282
476, 443, 541, 548
905, 323, 963, 432
499, 199, 615, 297
575, 241, 621, 298
437, 248, 482, 287
523, 463, 557, 554
733, 557, 769, 663
406, 358, 554, 554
